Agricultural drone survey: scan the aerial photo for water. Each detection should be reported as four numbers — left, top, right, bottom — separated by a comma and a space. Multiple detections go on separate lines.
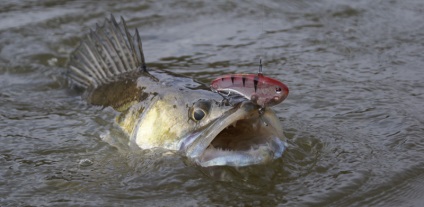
1, 0, 424, 206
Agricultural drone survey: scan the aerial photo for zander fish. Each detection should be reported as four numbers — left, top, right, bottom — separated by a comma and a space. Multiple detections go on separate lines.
67, 15, 287, 167
210, 73, 289, 108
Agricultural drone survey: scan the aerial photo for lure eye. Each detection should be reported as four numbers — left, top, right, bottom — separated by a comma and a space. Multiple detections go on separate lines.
275, 87, 282, 94
193, 109, 206, 121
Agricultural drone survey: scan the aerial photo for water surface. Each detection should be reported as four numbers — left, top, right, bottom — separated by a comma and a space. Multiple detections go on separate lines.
1, 0, 424, 206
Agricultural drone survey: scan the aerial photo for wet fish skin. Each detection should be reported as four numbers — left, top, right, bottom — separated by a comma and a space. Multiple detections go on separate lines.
67, 15, 287, 167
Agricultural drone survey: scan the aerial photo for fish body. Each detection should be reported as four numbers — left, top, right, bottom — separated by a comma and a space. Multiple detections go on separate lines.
67, 15, 287, 167
210, 73, 289, 107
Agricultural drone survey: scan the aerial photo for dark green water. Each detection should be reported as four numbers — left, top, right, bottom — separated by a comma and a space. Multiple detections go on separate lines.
1, 0, 424, 206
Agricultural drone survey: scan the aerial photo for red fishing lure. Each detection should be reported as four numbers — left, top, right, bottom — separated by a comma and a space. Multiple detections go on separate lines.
210, 73, 289, 107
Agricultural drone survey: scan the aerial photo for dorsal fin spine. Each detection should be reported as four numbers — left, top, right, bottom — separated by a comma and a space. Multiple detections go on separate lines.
69, 65, 91, 87
109, 21, 129, 73
91, 29, 116, 79
121, 16, 140, 67
112, 16, 137, 71
87, 33, 109, 83
68, 15, 149, 89
135, 28, 147, 72
99, 22, 126, 76
80, 42, 102, 86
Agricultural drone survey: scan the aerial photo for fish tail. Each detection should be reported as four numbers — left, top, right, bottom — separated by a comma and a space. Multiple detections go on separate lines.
67, 14, 148, 89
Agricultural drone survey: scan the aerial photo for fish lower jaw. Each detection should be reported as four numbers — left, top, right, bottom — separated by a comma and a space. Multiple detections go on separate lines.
192, 118, 286, 167
197, 145, 275, 167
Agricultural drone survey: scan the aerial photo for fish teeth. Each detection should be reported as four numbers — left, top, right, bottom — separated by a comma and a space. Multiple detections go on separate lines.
232, 121, 237, 128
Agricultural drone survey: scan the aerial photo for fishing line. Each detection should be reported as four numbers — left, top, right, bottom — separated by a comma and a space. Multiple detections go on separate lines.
259, 59, 263, 74
258, 0, 265, 75
258, 1, 270, 127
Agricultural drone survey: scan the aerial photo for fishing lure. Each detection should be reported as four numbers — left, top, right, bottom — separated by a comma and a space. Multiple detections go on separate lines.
210, 69, 289, 108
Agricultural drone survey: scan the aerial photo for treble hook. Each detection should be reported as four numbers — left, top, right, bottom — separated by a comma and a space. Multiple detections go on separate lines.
258, 107, 269, 127
217, 90, 231, 97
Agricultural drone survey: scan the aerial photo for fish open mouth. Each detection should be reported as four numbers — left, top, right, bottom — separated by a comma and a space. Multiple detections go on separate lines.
181, 101, 287, 167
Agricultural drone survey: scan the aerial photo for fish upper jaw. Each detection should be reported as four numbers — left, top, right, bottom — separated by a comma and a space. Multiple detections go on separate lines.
180, 101, 287, 167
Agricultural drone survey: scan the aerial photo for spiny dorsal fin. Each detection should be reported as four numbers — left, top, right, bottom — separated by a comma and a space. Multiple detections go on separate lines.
68, 14, 148, 89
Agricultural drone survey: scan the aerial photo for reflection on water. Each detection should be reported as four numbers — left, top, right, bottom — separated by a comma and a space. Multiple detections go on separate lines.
1, 0, 424, 206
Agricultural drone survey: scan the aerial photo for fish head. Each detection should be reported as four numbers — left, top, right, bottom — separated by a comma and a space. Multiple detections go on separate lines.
179, 96, 287, 167
131, 89, 286, 167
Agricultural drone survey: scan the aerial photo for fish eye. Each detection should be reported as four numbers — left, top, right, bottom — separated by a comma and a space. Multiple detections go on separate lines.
275, 87, 282, 93
193, 109, 206, 121
190, 100, 211, 122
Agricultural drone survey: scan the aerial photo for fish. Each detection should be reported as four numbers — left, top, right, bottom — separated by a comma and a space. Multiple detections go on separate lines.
210, 73, 289, 108
67, 15, 287, 167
